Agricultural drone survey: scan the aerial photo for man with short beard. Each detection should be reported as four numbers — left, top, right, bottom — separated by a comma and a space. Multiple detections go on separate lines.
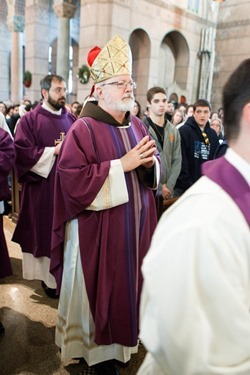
50, 35, 160, 375
12, 75, 76, 298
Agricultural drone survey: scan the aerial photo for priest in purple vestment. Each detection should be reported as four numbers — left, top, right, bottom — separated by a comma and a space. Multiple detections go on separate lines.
50, 35, 161, 374
12, 74, 76, 298
0, 127, 15, 333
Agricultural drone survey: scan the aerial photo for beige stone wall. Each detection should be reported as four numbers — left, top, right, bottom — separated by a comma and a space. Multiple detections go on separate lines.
78, 0, 218, 109
0, 12, 11, 101
24, 0, 54, 101
212, 0, 250, 111
0, 0, 233, 110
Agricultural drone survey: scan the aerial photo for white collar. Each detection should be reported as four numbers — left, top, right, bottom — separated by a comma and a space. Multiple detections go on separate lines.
42, 102, 62, 115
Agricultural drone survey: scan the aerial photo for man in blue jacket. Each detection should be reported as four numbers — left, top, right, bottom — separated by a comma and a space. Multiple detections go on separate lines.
174, 99, 219, 196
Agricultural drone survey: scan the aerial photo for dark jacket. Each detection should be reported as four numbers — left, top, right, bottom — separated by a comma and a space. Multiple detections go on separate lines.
214, 139, 228, 159
174, 116, 219, 195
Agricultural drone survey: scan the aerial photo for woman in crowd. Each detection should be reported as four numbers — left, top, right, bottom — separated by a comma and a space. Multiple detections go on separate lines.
171, 108, 184, 127
130, 99, 142, 119
210, 117, 224, 143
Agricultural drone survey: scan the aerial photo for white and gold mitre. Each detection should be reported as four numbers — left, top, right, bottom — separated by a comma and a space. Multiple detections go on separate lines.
87, 34, 132, 84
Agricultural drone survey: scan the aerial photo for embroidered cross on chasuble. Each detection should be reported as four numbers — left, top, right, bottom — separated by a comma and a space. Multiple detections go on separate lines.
202, 156, 250, 226
54, 132, 65, 145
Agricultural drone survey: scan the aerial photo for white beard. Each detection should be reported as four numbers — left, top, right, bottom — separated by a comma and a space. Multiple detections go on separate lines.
103, 91, 135, 112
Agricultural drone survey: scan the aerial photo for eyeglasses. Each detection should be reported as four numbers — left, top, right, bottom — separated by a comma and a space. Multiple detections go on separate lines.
50, 87, 67, 94
100, 81, 137, 89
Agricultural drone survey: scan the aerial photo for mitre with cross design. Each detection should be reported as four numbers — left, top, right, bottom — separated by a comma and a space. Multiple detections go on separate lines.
87, 34, 132, 84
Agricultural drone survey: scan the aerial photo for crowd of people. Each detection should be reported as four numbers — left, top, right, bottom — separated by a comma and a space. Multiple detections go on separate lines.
0, 34, 249, 375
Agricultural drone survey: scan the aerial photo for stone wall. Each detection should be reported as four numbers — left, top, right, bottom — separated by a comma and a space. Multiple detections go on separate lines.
212, 0, 250, 110
1, 0, 239, 111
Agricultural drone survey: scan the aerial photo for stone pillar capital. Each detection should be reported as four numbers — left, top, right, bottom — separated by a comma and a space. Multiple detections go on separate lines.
53, 1, 77, 19
7, 15, 25, 32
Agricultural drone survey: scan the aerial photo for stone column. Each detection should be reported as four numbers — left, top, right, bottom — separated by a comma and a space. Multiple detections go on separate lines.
198, 27, 214, 101
24, 1, 52, 102
53, 0, 76, 83
7, 14, 25, 104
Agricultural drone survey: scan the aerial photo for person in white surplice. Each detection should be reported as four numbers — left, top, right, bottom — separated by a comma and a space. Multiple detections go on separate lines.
137, 59, 250, 375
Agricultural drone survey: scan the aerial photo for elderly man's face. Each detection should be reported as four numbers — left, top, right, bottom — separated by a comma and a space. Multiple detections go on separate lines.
99, 75, 135, 112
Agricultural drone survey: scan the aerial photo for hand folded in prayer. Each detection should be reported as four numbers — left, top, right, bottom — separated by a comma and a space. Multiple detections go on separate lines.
120, 136, 156, 172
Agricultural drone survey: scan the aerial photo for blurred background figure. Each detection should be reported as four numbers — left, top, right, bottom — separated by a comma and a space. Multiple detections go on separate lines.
171, 108, 184, 127
178, 103, 187, 113
218, 107, 224, 121
0, 102, 7, 117
130, 99, 142, 119
6, 104, 20, 135
70, 101, 80, 116
210, 111, 219, 121
74, 103, 83, 118
5, 106, 14, 121
165, 101, 175, 122
210, 117, 224, 143
176, 104, 194, 129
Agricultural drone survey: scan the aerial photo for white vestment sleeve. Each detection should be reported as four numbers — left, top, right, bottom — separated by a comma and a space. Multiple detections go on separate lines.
153, 155, 160, 189
0, 112, 12, 138
138, 178, 250, 375
86, 159, 128, 211
30, 147, 56, 178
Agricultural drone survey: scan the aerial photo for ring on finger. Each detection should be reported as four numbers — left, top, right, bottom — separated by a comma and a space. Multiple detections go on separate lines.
139, 153, 145, 159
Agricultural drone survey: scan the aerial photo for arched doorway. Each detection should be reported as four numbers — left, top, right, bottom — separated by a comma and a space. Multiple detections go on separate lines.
129, 29, 151, 110
159, 31, 189, 103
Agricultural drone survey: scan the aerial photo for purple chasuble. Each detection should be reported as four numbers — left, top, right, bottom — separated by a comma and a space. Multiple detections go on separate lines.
0, 128, 15, 278
51, 103, 160, 346
12, 104, 76, 258
202, 156, 250, 226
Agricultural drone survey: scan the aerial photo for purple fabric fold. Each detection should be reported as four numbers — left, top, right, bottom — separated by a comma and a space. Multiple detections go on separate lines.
202, 156, 250, 226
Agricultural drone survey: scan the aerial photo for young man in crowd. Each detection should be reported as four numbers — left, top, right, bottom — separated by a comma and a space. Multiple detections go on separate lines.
174, 99, 219, 196
143, 86, 181, 217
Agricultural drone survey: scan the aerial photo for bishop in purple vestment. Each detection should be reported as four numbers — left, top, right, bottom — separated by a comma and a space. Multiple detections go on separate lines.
50, 35, 161, 373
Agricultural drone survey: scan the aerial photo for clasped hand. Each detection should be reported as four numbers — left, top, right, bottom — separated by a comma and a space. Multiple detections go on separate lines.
120, 136, 156, 172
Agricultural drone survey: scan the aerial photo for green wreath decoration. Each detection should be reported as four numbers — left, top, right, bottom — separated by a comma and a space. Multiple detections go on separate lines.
77, 64, 90, 84
23, 70, 32, 88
